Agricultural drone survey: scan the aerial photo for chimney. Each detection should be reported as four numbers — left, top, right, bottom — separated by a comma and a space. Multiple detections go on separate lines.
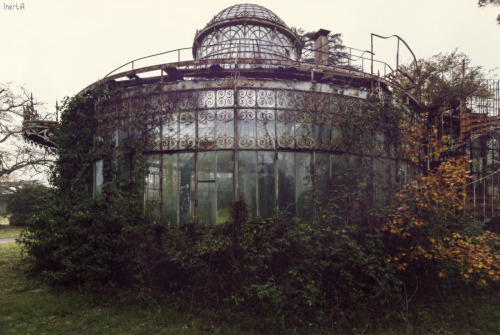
311, 29, 330, 65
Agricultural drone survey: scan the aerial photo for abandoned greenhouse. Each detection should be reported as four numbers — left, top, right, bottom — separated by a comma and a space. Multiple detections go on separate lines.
22, 4, 500, 227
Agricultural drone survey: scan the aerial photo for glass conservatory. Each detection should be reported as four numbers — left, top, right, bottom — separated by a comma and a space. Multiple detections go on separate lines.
91, 4, 419, 225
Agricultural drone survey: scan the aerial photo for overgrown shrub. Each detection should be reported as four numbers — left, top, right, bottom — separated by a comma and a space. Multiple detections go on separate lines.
154, 212, 402, 328
5, 184, 50, 226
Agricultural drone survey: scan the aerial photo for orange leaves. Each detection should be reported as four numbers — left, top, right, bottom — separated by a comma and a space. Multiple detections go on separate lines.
428, 231, 500, 284
379, 124, 500, 285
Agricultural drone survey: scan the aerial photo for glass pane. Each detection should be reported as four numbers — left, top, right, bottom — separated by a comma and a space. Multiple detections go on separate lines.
179, 153, 195, 223
257, 110, 275, 149
162, 112, 178, 150
331, 154, 346, 186
198, 110, 216, 150
217, 151, 234, 224
117, 128, 127, 146
179, 111, 196, 149
237, 109, 256, 149
95, 160, 103, 196
315, 153, 331, 204
296, 153, 312, 215
296, 112, 314, 149
314, 113, 332, 150
198, 90, 216, 108
375, 158, 389, 207
258, 151, 276, 217
276, 111, 295, 148
238, 151, 257, 218
115, 155, 129, 181
162, 154, 178, 225
198, 151, 215, 181
198, 152, 216, 224
278, 152, 295, 212
145, 155, 160, 220
215, 109, 234, 149
198, 182, 216, 225
238, 90, 256, 108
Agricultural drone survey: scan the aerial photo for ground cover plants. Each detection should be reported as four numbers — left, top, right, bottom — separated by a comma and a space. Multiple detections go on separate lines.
2, 235, 500, 334
0, 242, 260, 335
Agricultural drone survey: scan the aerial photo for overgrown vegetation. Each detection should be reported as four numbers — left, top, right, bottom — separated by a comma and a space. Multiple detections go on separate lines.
15, 54, 500, 333
0, 242, 259, 335
5, 184, 50, 226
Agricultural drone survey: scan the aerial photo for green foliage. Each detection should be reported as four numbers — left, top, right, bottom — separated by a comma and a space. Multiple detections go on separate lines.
19, 87, 152, 286
295, 28, 348, 65
5, 184, 50, 226
2, 243, 499, 335
400, 50, 491, 126
142, 198, 403, 331
50, 90, 99, 198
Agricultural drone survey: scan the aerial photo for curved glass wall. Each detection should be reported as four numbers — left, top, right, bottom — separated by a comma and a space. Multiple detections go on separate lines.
139, 151, 412, 225
94, 82, 417, 225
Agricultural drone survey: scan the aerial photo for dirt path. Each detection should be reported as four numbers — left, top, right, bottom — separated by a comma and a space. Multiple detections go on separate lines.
0, 238, 16, 244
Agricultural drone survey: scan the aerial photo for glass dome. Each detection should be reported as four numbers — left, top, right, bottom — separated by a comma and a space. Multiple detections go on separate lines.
207, 4, 288, 27
193, 4, 301, 61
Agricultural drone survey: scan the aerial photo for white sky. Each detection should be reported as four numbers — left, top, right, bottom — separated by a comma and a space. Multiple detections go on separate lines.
0, 0, 499, 115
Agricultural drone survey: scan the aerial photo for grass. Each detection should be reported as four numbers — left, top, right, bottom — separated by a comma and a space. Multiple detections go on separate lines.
375, 290, 500, 335
0, 240, 499, 334
0, 219, 23, 239
0, 243, 261, 335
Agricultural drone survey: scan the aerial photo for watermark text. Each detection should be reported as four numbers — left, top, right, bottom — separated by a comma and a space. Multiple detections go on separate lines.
4, 3, 25, 10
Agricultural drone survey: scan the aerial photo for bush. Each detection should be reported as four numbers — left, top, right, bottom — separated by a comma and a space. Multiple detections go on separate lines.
141, 208, 402, 330
5, 184, 50, 226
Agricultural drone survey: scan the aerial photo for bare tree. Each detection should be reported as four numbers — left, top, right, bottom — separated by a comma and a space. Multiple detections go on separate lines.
478, 0, 500, 24
0, 83, 54, 179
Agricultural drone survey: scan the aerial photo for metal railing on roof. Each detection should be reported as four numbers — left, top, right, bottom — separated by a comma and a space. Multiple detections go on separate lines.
102, 41, 402, 81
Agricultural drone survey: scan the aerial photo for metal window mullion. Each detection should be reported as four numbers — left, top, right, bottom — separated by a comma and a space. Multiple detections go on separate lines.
255, 107, 259, 216
312, 150, 316, 214
492, 175, 494, 218
93, 162, 96, 198
215, 151, 218, 225
473, 183, 476, 219
484, 178, 486, 219
275, 108, 279, 212
255, 151, 259, 217
275, 150, 279, 213
234, 88, 239, 202
159, 119, 163, 223
176, 153, 180, 226
294, 151, 298, 215
194, 107, 199, 222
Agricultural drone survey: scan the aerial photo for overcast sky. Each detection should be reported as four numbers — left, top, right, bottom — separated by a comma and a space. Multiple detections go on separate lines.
1, 0, 499, 115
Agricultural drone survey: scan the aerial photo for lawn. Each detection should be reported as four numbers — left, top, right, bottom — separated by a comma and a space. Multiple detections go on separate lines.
0, 241, 499, 335
0, 218, 23, 239
0, 242, 262, 335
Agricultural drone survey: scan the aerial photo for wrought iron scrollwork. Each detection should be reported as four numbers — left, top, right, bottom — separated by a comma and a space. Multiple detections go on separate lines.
93, 87, 376, 155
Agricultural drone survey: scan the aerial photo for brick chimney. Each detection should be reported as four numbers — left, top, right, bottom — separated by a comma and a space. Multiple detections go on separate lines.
311, 29, 331, 65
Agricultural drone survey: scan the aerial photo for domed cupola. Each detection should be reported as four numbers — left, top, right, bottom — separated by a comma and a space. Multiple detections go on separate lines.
193, 4, 302, 61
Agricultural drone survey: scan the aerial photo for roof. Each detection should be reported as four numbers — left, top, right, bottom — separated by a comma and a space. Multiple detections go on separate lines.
205, 3, 288, 28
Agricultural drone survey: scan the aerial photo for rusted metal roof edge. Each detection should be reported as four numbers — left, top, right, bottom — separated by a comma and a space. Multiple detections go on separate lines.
78, 58, 420, 107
